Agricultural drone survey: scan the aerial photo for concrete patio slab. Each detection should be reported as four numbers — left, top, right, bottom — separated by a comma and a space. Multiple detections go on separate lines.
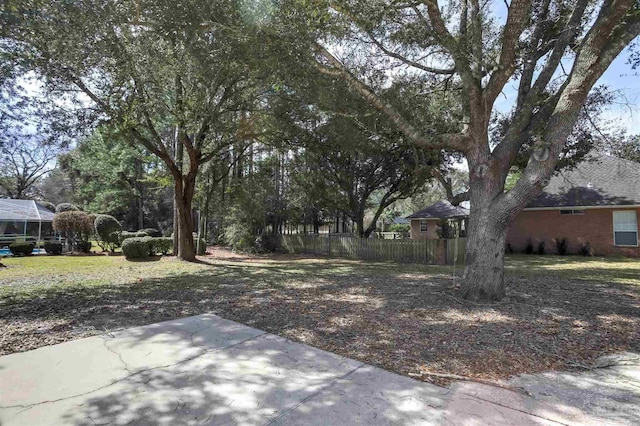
100, 314, 265, 373
0, 336, 128, 407
0, 313, 636, 425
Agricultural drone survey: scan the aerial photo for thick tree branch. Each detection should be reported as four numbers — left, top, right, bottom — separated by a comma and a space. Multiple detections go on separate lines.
313, 43, 469, 152
492, 0, 590, 172
422, 0, 476, 89
366, 32, 455, 74
483, 0, 532, 109
515, 0, 552, 112
501, 0, 640, 213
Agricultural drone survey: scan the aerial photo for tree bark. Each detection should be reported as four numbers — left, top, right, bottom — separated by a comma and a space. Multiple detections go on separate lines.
134, 159, 144, 230
355, 214, 365, 238
174, 179, 196, 261
173, 132, 183, 256
458, 136, 514, 302
459, 203, 508, 301
311, 0, 640, 303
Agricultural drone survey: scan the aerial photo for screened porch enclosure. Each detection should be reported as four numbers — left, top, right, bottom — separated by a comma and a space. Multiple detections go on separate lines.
0, 199, 56, 246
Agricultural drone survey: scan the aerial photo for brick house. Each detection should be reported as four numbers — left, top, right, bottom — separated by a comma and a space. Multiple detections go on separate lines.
407, 200, 469, 240
507, 154, 640, 257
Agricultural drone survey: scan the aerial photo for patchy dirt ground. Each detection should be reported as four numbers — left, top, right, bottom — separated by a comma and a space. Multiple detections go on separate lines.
1, 248, 638, 385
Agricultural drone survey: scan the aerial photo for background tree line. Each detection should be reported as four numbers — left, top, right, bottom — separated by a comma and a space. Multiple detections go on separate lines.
1, 0, 639, 300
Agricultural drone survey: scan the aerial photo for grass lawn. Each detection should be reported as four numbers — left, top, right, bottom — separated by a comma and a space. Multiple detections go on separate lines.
1, 249, 638, 384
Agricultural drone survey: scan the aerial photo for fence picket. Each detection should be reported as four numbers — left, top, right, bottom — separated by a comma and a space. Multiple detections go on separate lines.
275, 235, 466, 265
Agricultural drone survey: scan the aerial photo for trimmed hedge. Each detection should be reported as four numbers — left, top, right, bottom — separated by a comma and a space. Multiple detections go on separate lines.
44, 241, 63, 255
121, 237, 205, 260
53, 211, 94, 251
9, 242, 34, 256
152, 237, 173, 255
74, 241, 92, 253
135, 231, 149, 238
121, 237, 152, 259
38, 201, 56, 212
118, 231, 137, 244
95, 214, 121, 252
55, 203, 80, 213
141, 228, 162, 238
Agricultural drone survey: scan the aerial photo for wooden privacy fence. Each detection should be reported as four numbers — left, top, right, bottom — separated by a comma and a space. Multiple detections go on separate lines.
276, 234, 466, 265
446, 237, 466, 265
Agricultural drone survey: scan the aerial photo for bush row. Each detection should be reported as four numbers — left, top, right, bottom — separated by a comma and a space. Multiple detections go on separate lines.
44, 241, 63, 255
121, 237, 174, 259
508, 237, 593, 256
8, 241, 94, 256
121, 237, 206, 259
119, 228, 163, 243
8, 242, 34, 256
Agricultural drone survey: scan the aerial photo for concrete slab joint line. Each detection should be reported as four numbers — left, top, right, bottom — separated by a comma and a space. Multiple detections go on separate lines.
262, 364, 365, 426
1, 313, 638, 426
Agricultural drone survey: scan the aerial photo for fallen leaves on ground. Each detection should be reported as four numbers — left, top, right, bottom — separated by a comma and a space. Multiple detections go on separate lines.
1, 248, 638, 385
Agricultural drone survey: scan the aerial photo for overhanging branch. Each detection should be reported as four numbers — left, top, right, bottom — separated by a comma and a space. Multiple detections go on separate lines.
313, 43, 469, 152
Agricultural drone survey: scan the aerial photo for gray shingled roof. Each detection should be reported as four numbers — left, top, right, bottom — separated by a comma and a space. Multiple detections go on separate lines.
528, 154, 640, 208
406, 200, 469, 219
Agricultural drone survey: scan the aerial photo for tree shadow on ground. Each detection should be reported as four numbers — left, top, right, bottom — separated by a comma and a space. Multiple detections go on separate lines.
1, 254, 639, 385
5, 314, 626, 426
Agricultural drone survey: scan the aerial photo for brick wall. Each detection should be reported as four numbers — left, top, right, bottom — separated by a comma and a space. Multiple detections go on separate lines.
507, 207, 640, 257
410, 219, 440, 240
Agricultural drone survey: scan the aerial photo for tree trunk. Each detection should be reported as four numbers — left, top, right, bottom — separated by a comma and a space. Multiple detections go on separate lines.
355, 213, 365, 238
313, 210, 320, 233
173, 134, 184, 255
175, 189, 196, 261
459, 202, 508, 301
458, 139, 513, 302
135, 159, 144, 230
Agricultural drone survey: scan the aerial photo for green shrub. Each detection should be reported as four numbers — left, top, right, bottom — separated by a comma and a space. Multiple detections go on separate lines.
74, 240, 92, 253
119, 231, 137, 244
94, 214, 122, 252
255, 234, 277, 253
555, 237, 569, 255
38, 201, 56, 212
525, 238, 534, 254
44, 241, 63, 255
141, 228, 162, 238
579, 241, 593, 257
121, 237, 152, 259
223, 219, 256, 252
53, 211, 94, 251
151, 237, 173, 255
9, 242, 34, 256
388, 223, 410, 233
55, 203, 81, 213
537, 241, 545, 255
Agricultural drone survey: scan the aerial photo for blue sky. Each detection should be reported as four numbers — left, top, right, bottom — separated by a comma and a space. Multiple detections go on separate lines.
490, 2, 639, 135
595, 51, 640, 134
493, 49, 640, 134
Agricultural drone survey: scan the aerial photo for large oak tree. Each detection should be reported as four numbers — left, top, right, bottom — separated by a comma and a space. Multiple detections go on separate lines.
277, 0, 640, 300
2, 0, 266, 260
